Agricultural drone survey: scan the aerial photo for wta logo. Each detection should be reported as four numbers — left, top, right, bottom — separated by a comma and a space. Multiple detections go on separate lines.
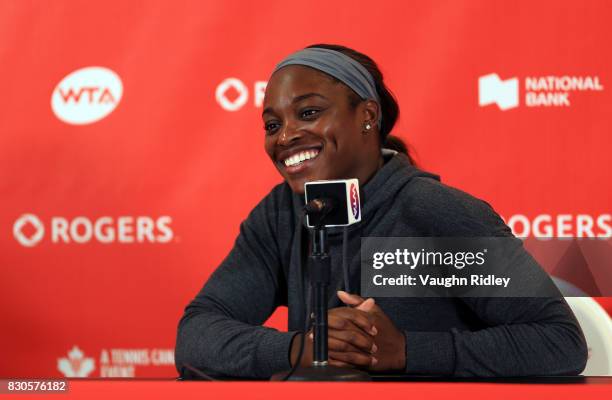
51, 66, 123, 125
12, 214, 174, 247
350, 183, 360, 219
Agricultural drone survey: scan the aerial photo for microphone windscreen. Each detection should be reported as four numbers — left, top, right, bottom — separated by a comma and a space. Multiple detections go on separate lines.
304, 179, 361, 228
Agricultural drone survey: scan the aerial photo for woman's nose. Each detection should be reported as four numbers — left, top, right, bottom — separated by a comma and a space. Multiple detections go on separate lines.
277, 123, 303, 146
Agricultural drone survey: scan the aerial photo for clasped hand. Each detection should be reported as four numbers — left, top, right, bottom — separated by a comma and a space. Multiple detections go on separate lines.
290, 291, 406, 371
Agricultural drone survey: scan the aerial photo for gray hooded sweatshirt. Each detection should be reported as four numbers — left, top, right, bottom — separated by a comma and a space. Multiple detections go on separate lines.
175, 153, 587, 379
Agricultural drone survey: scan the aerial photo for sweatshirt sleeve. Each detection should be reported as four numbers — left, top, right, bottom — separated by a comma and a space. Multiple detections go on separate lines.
403, 179, 588, 376
175, 194, 298, 379
404, 296, 588, 376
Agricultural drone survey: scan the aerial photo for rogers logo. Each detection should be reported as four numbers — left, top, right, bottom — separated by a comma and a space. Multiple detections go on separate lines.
505, 214, 612, 238
215, 78, 267, 111
12, 214, 174, 247
350, 183, 360, 219
13, 214, 45, 247
51, 66, 123, 125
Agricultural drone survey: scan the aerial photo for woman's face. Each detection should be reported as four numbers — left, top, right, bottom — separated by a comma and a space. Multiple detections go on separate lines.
263, 65, 381, 194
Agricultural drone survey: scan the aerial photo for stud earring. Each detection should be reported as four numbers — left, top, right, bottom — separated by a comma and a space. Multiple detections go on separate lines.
362, 122, 372, 134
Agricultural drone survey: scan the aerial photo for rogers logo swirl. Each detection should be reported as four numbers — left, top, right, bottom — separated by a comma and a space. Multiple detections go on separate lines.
13, 214, 45, 247
350, 183, 360, 219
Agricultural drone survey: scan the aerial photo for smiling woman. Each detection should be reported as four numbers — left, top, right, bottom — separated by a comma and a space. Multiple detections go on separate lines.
263, 64, 382, 194
262, 45, 407, 194
175, 44, 587, 379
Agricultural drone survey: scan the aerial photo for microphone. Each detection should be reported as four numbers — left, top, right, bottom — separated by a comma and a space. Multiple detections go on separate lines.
303, 179, 361, 228
304, 198, 335, 215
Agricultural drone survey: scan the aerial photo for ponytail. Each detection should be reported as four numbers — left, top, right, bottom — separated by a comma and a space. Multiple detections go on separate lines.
383, 134, 415, 165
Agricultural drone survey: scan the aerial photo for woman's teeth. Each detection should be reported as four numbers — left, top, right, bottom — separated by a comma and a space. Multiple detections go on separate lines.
283, 150, 320, 167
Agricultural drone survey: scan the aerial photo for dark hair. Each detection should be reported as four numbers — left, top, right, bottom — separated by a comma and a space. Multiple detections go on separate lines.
305, 44, 414, 164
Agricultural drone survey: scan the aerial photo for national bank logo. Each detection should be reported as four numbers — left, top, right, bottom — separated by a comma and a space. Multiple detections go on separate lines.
51, 66, 123, 125
478, 73, 604, 111
478, 74, 519, 111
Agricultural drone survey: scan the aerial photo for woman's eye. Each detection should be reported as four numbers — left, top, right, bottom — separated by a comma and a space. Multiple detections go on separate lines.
264, 122, 280, 134
300, 109, 320, 118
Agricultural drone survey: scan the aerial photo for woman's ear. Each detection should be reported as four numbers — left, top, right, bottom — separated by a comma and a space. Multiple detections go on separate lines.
362, 100, 380, 128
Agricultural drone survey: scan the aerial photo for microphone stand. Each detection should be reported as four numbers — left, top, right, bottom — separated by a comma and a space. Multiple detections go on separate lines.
272, 221, 370, 381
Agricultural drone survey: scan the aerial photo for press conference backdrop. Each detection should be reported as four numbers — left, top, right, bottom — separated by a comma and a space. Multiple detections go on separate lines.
1, 0, 611, 378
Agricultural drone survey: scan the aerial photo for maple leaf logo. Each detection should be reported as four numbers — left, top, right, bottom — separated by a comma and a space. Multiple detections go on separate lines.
57, 346, 95, 377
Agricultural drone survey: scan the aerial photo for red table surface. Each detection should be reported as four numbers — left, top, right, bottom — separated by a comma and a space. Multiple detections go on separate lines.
9, 378, 612, 400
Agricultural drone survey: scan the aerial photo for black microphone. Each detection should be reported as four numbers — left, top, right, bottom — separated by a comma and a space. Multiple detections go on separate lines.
303, 179, 361, 228
303, 198, 335, 215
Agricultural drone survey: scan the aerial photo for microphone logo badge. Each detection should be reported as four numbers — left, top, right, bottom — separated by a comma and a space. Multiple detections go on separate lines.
350, 182, 360, 219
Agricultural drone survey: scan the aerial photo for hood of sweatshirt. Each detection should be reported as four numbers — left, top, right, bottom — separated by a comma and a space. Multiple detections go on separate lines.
358, 151, 440, 223
287, 151, 440, 331
292, 150, 440, 232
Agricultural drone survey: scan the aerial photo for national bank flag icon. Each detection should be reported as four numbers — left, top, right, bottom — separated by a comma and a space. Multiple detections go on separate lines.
479, 73, 519, 111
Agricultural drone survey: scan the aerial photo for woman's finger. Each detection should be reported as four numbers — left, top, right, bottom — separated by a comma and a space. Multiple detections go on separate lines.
329, 350, 377, 367
329, 308, 377, 335
328, 358, 355, 369
337, 290, 365, 306
327, 327, 375, 353
308, 330, 377, 354
327, 336, 376, 354
337, 291, 378, 314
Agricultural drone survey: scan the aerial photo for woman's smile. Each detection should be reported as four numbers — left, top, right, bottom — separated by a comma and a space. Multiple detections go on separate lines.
277, 146, 322, 175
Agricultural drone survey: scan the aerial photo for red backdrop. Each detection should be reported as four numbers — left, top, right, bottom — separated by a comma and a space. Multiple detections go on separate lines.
1, 0, 610, 378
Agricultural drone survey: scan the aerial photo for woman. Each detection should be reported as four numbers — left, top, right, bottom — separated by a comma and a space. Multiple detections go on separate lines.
175, 44, 587, 378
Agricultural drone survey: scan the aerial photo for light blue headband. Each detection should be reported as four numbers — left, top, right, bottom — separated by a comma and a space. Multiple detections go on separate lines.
273, 47, 382, 126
